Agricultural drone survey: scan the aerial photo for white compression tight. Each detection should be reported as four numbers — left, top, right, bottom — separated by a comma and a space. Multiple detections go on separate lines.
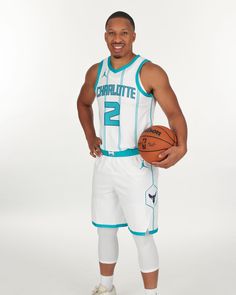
97, 227, 159, 273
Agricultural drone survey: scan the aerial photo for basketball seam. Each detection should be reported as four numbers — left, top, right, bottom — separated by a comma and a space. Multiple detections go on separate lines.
139, 148, 167, 152
138, 135, 173, 146
158, 126, 176, 144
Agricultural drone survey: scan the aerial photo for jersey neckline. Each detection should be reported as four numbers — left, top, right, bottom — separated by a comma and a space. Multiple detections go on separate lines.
108, 54, 140, 73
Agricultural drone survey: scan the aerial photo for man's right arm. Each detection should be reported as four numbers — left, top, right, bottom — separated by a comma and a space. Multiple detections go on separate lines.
77, 63, 102, 158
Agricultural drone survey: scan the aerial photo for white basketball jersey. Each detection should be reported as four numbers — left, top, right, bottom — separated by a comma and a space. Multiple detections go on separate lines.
94, 54, 156, 151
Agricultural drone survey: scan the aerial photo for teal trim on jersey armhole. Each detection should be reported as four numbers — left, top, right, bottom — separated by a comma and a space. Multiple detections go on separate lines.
135, 59, 153, 97
128, 227, 158, 235
108, 54, 140, 73
92, 221, 128, 228
94, 60, 104, 92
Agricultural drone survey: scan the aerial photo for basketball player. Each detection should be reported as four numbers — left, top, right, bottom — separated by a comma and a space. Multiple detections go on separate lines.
77, 11, 187, 295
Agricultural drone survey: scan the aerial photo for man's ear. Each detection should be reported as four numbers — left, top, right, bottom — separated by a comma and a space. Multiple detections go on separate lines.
133, 32, 136, 42
104, 32, 107, 42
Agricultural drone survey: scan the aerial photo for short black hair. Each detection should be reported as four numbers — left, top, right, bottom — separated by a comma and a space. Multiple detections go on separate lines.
105, 11, 135, 31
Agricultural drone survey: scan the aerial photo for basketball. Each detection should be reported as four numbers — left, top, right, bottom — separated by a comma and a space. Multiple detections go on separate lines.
138, 125, 177, 163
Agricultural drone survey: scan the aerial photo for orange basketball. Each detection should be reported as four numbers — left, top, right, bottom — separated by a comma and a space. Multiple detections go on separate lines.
138, 125, 177, 163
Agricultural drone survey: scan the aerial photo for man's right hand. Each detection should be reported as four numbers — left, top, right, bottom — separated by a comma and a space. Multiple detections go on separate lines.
88, 136, 102, 158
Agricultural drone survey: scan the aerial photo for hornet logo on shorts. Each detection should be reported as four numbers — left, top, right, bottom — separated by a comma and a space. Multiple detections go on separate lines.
148, 192, 157, 204
145, 185, 158, 209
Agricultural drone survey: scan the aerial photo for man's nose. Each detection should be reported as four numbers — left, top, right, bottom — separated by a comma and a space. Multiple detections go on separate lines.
113, 33, 122, 43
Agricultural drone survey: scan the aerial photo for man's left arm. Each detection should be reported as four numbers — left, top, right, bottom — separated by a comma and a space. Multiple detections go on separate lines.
143, 63, 188, 168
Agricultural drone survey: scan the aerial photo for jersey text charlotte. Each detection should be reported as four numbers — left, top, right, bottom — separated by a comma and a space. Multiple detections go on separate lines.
97, 84, 136, 99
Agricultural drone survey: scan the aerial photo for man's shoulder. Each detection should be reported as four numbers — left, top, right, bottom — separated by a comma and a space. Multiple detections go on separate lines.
141, 59, 164, 73
141, 59, 168, 81
85, 62, 100, 83
87, 62, 99, 74
86, 57, 107, 79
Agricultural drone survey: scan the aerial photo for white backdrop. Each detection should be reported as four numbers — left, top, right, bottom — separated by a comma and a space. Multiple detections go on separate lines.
0, 0, 235, 294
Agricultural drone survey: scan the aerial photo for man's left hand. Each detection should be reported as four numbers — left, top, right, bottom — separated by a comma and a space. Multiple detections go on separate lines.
151, 145, 187, 169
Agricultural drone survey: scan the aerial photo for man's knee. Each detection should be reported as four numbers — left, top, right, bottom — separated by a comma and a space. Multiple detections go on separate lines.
132, 233, 159, 272
97, 227, 119, 237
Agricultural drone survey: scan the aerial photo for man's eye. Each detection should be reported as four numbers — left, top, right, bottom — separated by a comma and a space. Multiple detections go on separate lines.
108, 32, 114, 35
123, 32, 128, 35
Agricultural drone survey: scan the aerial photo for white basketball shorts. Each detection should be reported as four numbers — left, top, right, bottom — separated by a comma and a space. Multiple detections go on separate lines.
91, 148, 159, 236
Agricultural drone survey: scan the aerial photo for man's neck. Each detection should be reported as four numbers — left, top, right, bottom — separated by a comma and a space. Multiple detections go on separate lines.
110, 52, 136, 69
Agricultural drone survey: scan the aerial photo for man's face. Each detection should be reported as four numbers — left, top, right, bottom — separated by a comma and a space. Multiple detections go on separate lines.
104, 17, 136, 58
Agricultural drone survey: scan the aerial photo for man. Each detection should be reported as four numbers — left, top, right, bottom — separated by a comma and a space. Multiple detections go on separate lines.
77, 11, 187, 295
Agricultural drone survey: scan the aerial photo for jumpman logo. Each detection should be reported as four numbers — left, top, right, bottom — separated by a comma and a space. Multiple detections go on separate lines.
102, 70, 107, 78
148, 192, 157, 204
140, 160, 149, 169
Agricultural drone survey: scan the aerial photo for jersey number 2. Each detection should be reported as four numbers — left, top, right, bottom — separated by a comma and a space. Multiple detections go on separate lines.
104, 101, 120, 126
